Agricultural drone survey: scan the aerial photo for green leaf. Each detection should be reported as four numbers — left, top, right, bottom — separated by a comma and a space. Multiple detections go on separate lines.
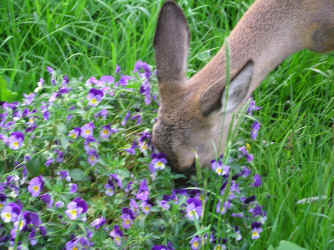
275, 241, 307, 250
70, 168, 89, 182
0, 75, 18, 102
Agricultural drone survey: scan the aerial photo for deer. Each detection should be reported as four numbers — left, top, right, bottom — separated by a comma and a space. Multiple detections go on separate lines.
152, 0, 334, 172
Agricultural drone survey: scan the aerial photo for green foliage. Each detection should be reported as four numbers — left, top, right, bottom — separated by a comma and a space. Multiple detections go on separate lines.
269, 240, 307, 250
0, 0, 254, 97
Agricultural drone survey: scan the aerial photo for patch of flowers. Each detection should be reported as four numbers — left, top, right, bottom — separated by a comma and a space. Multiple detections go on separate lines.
0, 61, 265, 249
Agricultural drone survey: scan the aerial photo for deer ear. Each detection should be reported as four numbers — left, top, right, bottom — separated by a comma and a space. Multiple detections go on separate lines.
154, 0, 190, 83
200, 61, 254, 116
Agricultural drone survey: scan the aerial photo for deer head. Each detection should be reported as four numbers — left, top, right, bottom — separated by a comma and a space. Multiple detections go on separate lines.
152, 0, 334, 171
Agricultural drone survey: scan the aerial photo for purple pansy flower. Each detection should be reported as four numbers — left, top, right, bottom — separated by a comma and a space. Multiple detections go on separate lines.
152, 243, 174, 250
121, 208, 135, 229
90, 216, 106, 229
23, 93, 35, 105
55, 201, 65, 208
253, 174, 262, 187
251, 121, 261, 140
149, 156, 167, 173
95, 109, 108, 119
1, 202, 21, 223
251, 222, 263, 239
69, 183, 78, 193
57, 170, 71, 182
68, 127, 81, 139
211, 159, 230, 176
125, 139, 138, 155
65, 197, 88, 220
134, 60, 152, 80
190, 236, 201, 250
239, 146, 254, 162
104, 174, 122, 196
129, 199, 139, 216
99, 125, 112, 140
121, 111, 131, 126
87, 88, 104, 106
136, 179, 149, 201
249, 204, 266, 217
87, 150, 99, 166
216, 200, 231, 215
141, 201, 152, 215
185, 198, 202, 220
109, 225, 123, 246
140, 81, 151, 105
8, 131, 24, 150
118, 75, 132, 86
81, 122, 94, 139
40, 193, 53, 208
28, 176, 44, 197
100, 75, 114, 84
248, 97, 261, 115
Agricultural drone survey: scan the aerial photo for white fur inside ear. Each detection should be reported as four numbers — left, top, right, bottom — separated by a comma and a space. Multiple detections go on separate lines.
221, 62, 254, 113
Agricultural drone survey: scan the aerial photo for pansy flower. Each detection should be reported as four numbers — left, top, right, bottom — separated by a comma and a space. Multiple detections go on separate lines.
65, 197, 88, 220
239, 146, 254, 162
95, 109, 108, 119
57, 170, 71, 182
185, 198, 202, 220
152, 243, 174, 250
190, 236, 201, 250
87, 88, 104, 106
8, 131, 24, 150
159, 196, 170, 211
121, 208, 135, 229
253, 174, 262, 187
136, 179, 149, 201
129, 199, 139, 216
141, 201, 152, 215
23, 93, 35, 106
69, 183, 78, 193
216, 200, 231, 215
118, 75, 132, 86
247, 97, 261, 115
55, 201, 64, 208
80, 122, 94, 139
99, 125, 112, 140
90, 216, 106, 229
87, 150, 99, 166
134, 60, 152, 80
211, 159, 230, 176
149, 156, 167, 172
104, 174, 122, 196
100, 75, 114, 84
28, 176, 44, 197
1, 202, 21, 223
131, 114, 142, 125
121, 111, 131, 126
40, 193, 53, 208
68, 127, 81, 139
109, 225, 123, 246
251, 222, 263, 239
251, 121, 261, 140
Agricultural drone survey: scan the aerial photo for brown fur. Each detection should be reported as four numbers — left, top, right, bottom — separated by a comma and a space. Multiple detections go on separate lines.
153, 0, 334, 171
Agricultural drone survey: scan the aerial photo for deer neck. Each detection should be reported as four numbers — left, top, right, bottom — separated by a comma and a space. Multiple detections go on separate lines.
191, 0, 309, 94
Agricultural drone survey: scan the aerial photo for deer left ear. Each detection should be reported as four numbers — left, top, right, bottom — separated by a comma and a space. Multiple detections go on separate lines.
200, 61, 254, 116
154, 0, 190, 84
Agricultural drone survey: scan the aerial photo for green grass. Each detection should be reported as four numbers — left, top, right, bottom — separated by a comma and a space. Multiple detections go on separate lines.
1, 0, 334, 249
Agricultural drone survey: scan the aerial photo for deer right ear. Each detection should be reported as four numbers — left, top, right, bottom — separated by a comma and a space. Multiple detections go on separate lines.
154, 1, 190, 83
